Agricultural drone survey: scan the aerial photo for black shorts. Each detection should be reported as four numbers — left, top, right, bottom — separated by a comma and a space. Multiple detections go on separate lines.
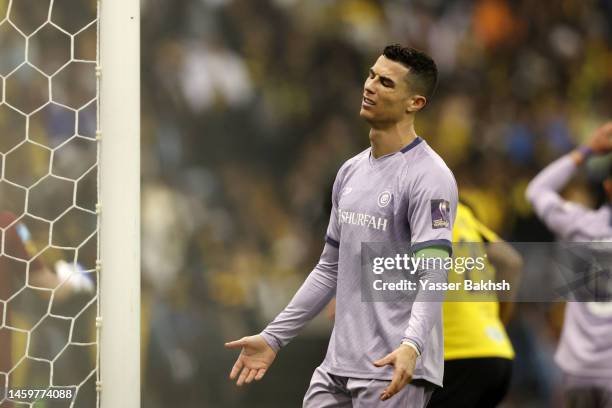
427, 357, 513, 408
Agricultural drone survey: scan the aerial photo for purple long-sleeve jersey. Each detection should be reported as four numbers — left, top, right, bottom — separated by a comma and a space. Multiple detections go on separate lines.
526, 154, 612, 385
261, 137, 458, 387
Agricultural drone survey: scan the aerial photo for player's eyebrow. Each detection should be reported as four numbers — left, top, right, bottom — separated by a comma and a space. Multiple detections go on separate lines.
369, 68, 395, 87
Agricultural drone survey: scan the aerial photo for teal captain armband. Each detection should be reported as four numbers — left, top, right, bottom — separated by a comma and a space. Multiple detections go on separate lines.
414, 246, 450, 259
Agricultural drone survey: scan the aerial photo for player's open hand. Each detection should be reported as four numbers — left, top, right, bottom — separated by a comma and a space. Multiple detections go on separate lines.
373, 344, 418, 401
225, 335, 277, 386
588, 121, 612, 154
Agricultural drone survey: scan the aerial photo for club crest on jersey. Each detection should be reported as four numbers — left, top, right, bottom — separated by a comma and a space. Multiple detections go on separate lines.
431, 199, 450, 229
377, 191, 392, 208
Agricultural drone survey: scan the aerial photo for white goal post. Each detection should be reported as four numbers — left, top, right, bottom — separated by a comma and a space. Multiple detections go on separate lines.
99, 0, 140, 407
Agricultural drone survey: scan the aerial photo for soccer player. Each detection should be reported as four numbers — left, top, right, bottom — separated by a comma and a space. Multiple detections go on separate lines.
427, 202, 522, 408
525, 122, 612, 407
225, 44, 458, 406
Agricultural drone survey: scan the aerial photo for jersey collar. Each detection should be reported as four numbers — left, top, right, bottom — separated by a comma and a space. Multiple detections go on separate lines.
400, 136, 423, 153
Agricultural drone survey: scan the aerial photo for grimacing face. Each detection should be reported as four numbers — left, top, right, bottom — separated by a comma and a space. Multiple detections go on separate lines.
359, 55, 413, 124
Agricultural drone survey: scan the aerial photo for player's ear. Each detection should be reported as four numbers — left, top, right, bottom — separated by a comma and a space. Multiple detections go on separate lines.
406, 94, 427, 113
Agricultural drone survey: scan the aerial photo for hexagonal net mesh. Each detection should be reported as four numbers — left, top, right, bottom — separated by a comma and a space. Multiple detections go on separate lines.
0, 0, 100, 406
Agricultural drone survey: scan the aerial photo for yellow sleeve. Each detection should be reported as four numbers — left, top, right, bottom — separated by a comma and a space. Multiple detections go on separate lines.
472, 218, 501, 243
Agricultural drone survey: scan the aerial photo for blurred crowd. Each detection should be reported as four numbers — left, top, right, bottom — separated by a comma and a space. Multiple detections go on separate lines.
137, 0, 612, 406
2, 0, 611, 406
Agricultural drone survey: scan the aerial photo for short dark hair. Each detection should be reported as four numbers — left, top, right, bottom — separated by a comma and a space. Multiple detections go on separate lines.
383, 44, 438, 100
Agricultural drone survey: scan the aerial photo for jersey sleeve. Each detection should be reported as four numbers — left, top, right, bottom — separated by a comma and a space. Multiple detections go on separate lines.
260, 167, 345, 351
526, 154, 589, 239
473, 218, 501, 243
407, 167, 458, 254
402, 165, 458, 353
260, 242, 338, 352
324, 165, 345, 248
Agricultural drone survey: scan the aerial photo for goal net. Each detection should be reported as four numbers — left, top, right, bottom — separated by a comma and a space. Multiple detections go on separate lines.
0, 0, 139, 406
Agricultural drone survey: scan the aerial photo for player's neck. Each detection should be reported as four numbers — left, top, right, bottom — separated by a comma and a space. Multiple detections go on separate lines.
369, 121, 417, 158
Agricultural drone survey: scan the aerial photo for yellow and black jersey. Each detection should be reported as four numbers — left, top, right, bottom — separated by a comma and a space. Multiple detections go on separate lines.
443, 203, 514, 360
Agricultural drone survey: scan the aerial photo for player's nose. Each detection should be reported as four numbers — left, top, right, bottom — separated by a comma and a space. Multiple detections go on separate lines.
364, 78, 375, 95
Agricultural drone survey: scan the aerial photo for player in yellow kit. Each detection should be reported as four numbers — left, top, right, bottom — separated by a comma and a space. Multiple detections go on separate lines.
428, 202, 523, 408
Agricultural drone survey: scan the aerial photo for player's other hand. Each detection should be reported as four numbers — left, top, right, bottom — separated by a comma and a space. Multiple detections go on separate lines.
225, 335, 277, 386
588, 121, 612, 154
373, 344, 418, 401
